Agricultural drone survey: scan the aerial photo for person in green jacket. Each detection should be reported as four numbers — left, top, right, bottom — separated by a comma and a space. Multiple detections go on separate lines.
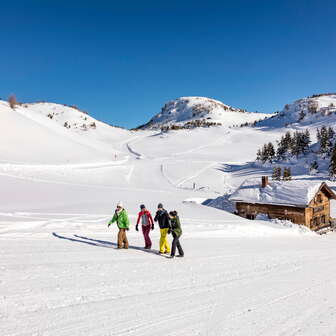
168, 210, 184, 258
108, 202, 130, 249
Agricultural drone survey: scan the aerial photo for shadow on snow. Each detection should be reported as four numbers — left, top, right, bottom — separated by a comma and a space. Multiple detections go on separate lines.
52, 232, 159, 256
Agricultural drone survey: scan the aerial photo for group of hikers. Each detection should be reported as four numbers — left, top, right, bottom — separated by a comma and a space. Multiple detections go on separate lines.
107, 202, 184, 258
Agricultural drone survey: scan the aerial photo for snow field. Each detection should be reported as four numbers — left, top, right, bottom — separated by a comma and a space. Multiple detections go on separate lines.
2, 231, 336, 336
2, 98, 336, 335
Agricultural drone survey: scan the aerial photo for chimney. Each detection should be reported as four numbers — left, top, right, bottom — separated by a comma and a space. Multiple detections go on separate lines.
262, 176, 269, 188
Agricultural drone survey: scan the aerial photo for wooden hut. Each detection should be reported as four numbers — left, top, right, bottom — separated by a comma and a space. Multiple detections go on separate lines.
229, 176, 336, 231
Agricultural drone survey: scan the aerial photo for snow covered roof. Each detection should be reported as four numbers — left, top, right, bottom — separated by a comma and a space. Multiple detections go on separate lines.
229, 178, 336, 207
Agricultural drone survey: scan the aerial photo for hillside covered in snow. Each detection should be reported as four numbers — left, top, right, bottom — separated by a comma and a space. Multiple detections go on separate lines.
259, 93, 336, 128
137, 96, 271, 130
0, 100, 133, 164
2, 94, 336, 335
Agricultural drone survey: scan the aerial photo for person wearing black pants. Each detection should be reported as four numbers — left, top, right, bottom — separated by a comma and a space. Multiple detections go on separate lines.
168, 211, 184, 258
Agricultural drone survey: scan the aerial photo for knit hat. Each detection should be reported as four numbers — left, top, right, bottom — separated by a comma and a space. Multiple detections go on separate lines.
157, 203, 163, 209
140, 204, 146, 209
117, 201, 123, 208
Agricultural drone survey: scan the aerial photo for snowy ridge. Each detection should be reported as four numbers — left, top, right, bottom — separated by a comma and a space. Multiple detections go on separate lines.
138, 96, 270, 129
259, 94, 336, 128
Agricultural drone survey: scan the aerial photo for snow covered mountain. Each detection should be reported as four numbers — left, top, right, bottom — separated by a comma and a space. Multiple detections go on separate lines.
258, 93, 336, 128
0, 100, 132, 164
252, 94, 336, 179
137, 96, 270, 129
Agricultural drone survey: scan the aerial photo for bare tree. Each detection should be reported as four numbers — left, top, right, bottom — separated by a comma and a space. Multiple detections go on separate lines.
8, 95, 17, 109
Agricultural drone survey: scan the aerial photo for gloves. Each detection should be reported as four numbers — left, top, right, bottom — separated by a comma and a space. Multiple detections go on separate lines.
136, 224, 139, 231
151, 224, 154, 230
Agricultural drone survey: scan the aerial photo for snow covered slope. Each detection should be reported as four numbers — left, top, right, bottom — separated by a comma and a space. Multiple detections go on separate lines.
259, 93, 336, 128
138, 96, 271, 129
0, 100, 134, 164
3, 95, 336, 335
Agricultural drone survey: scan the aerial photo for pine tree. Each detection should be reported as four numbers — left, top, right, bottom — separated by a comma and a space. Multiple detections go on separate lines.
276, 136, 286, 161
276, 142, 286, 161
266, 142, 275, 163
283, 167, 292, 181
303, 129, 311, 153
320, 126, 329, 154
276, 167, 282, 180
328, 126, 335, 140
272, 167, 282, 180
327, 127, 335, 155
316, 128, 321, 143
276, 132, 292, 161
283, 132, 292, 151
260, 144, 269, 163
256, 148, 262, 161
291, 131, 301, 158
329, 145, 336, 180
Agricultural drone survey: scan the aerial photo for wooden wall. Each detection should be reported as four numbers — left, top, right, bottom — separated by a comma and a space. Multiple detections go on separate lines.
236, 202, 306, 224
236, 191, 332, 231
306, 191, 331, 230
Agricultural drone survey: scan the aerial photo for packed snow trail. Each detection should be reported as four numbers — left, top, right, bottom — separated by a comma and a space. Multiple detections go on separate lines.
2, 231, 336, 336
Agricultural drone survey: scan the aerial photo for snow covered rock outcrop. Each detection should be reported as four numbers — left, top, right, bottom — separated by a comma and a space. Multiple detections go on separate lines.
259, 93, 336, 128
137, 96, 269, 130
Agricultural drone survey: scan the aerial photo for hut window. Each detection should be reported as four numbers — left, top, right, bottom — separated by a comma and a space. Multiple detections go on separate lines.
313, 205, 324, 214
317, 194, 323, 203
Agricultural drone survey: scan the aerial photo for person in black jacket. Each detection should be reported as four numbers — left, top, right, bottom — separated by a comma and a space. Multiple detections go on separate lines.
154, 203, 171, 254
168, 210, 184, 258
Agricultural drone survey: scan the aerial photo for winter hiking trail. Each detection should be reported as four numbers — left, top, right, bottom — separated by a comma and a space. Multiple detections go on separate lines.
125, 129, 234, 194
2, 231, 336, 336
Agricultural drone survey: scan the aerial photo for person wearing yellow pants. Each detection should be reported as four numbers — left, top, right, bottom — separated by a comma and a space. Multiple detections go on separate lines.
159, 228, 170, 254
154, 203, 171, 254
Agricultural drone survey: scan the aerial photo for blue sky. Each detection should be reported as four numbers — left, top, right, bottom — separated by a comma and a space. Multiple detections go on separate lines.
1, 0, 335, 128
